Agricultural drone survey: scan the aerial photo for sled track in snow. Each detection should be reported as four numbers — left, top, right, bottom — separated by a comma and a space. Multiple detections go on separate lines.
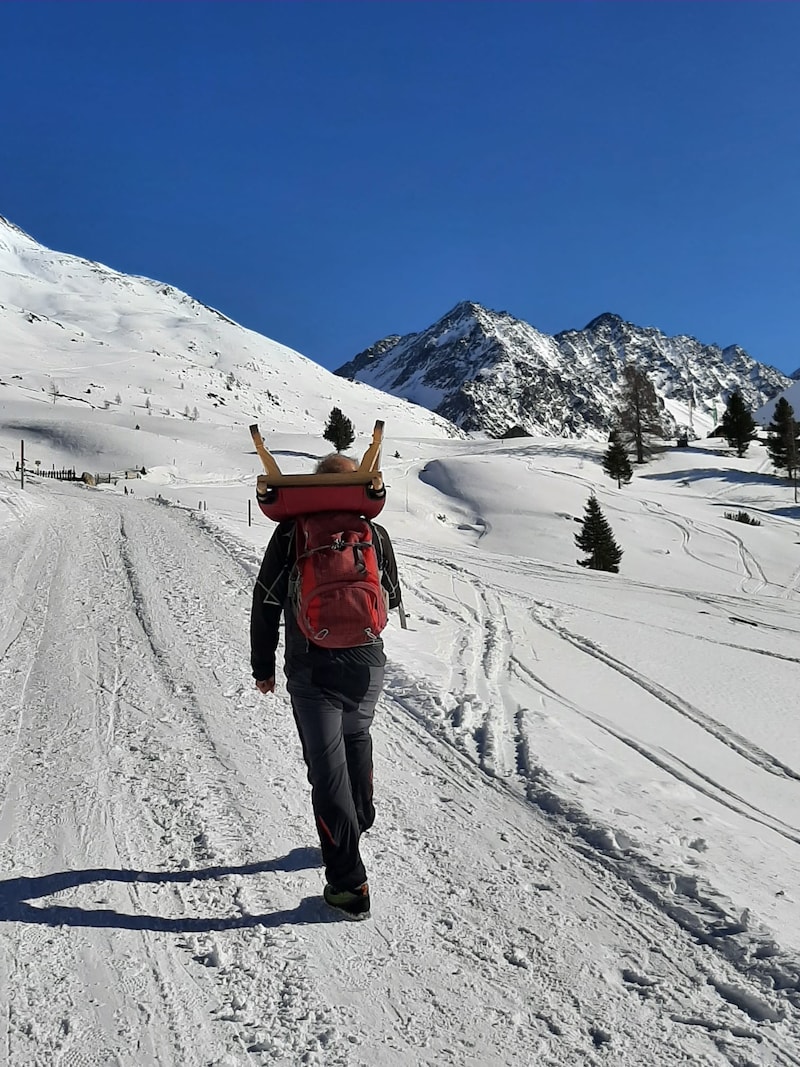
538, 612, 800, 784
1, 494, 370, 1066
114, 504, 361, 1066
642, 501, 770, 594
405, 550, 800, 785
396, 552, 800, 1034
383, 651, 800, 1048
0, 524, 60, 787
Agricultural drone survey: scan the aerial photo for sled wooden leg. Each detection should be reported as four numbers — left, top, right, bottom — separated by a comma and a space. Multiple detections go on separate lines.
249, 424, 283, 480
359, 420, 384, 476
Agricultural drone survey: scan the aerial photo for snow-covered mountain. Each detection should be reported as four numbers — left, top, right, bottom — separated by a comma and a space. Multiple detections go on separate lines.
0, 215, 457, 479
2, 215, 800, 1064
336, 301, 791, 440
755, 378, 800, 425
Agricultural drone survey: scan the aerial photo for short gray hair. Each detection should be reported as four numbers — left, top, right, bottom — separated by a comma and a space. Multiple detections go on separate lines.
315, 453, 358, 475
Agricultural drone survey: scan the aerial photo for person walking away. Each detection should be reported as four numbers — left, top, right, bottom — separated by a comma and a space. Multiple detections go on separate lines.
250, 453, 402, 919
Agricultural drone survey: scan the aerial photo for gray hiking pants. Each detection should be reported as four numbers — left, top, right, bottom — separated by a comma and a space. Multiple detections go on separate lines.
286, 662, 384, 891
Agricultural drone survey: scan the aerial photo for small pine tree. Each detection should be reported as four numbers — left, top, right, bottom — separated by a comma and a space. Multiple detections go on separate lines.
721, 390, 757, 457
575, 495, 623, 573
323, 407, 356, 451
602, 436, 633, 488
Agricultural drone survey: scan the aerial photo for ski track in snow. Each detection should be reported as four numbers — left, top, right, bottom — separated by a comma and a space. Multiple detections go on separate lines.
399, 551, 800, 1025
641, 502, 770, 596
0, 485, 799, 1065
406, 544, 800, 811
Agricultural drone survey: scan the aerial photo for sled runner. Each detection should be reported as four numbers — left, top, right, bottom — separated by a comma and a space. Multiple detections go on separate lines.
250, 420, 386, 521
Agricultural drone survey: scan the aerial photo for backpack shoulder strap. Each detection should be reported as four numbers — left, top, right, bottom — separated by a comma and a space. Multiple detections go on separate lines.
366, 520, 382, 569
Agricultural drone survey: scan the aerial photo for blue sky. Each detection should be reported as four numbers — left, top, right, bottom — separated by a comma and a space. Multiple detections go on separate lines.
2, 1, 799, 374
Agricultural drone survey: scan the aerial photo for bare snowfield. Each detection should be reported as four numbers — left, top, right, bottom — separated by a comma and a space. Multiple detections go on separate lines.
1, 426, 799, 1067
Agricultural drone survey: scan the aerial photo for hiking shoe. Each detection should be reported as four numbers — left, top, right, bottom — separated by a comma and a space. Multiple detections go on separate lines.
323, 881, 370, 920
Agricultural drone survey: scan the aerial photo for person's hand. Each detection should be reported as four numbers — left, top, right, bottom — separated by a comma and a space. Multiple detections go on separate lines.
255, 677, 275, 694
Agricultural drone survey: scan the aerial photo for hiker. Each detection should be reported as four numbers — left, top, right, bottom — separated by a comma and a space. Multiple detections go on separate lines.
250, 453, 401, 919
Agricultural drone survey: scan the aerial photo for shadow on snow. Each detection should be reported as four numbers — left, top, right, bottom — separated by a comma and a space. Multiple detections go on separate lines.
0, 846, 345, 930
641, 467, 784, 488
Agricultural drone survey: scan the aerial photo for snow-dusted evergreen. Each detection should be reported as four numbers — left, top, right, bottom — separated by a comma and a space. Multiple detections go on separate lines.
336, 302, 791, 440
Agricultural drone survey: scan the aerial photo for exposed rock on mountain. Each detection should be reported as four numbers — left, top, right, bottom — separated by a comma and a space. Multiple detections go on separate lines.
337, 302, 790, 439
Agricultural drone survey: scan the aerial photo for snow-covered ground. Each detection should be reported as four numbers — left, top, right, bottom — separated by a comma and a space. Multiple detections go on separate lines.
1, 218, 799, 1064
1, 428, 799, 1066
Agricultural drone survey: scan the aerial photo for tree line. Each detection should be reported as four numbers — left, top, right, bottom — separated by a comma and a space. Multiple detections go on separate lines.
320, 368, 798, 579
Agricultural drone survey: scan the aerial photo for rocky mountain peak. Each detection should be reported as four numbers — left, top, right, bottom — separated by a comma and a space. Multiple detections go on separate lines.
582, 312, 625, 333
336, 303, 790, 440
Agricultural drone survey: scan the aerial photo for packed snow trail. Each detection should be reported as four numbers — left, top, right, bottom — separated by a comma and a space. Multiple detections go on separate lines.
0, 485, 798, 1065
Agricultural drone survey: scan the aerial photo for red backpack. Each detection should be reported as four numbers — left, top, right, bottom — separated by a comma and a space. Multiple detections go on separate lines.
291, 511, 388, 648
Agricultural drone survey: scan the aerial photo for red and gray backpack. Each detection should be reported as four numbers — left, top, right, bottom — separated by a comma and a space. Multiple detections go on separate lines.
291, 511, 388, 648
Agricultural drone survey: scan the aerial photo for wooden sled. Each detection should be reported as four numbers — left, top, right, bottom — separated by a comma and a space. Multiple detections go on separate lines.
250, 420, 386, 521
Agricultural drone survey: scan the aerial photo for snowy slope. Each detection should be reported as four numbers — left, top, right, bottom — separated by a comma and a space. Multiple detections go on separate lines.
1, 428, 800, 1065
0, 215, 457, 479
1, 217, 800, 1065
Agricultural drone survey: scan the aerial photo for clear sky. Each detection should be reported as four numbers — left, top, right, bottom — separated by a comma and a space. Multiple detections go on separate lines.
2, 1, 799, 375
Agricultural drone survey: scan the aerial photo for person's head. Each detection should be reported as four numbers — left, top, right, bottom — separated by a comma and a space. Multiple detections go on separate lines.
315, 453, 358, 475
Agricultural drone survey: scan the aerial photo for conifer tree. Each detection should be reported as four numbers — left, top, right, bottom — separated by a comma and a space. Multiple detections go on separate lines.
767, 396, 800, 502
602, 434, 633, 488
766, 397, 800, 478
616, 365, 666, 463
575, 494, 623, 573
323, 407, 356, 451
721, 390, 758, 457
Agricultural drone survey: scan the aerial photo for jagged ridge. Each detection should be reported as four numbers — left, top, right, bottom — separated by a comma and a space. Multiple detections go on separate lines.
337, 302, 791, 439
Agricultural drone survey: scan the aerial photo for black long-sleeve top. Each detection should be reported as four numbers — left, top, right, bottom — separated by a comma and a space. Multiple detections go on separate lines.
250, 519, 402, 682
